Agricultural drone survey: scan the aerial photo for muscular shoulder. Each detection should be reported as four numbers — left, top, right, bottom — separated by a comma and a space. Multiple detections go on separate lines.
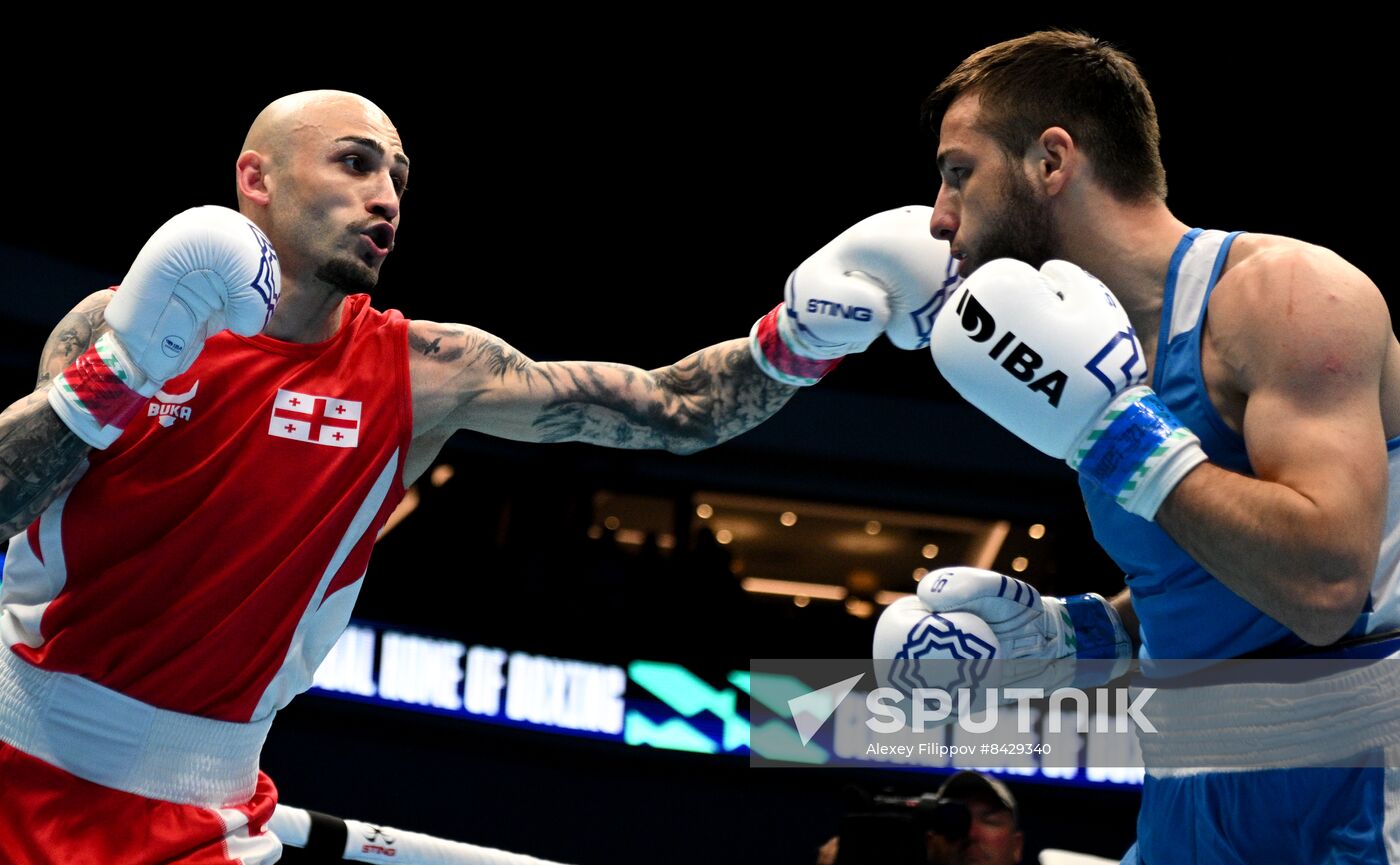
1214, 234, 1383, 323
1207, 234, 1387, 394
407, 319, 532, 379
406, 318, 538, 434
36, 290, 114, 388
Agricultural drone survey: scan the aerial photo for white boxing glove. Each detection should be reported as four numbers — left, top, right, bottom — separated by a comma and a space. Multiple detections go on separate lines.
49, 206, 280, 448
872, 567, 1132, 718
872, 596, 1001, 699
873, 596, 1002, 661
930, 258, 1206, 519
750, 206, 959, 386
917, 567, 1132, 684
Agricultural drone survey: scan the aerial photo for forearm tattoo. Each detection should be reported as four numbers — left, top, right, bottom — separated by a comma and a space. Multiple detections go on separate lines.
0, 296, 106, 536
532, 343, 796, 454
412, 324, 797, 453
0, 393, 91, 536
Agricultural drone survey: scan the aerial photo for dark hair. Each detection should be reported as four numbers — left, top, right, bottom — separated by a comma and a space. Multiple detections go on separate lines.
925, 30, 1167, 202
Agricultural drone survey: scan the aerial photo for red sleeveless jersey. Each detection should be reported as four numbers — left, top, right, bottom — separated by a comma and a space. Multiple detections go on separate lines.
2, 293, 413, 722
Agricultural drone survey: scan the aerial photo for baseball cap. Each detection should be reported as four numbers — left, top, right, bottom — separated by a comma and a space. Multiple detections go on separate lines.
935, 771, 1019, 825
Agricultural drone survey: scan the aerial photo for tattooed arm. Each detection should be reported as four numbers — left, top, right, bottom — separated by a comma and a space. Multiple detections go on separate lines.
0, 291, 112, 538
407, 320, 798, 456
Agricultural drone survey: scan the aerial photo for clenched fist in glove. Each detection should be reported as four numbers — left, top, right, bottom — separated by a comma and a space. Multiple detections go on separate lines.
874, 566, 1133, 701
931, 258, 1206, 520
751, 205, 959, 386
49, 206, 280, 448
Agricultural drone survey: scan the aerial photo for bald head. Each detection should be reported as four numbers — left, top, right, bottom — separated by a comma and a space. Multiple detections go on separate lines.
242, 90, 393, 159
235, 88, 406, 216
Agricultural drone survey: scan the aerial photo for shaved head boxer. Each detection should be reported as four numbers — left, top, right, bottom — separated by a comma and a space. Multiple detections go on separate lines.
0, 90, 955, 863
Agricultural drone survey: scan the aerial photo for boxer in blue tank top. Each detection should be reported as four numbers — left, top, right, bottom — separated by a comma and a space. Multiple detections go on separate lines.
906, 30, 1400, 865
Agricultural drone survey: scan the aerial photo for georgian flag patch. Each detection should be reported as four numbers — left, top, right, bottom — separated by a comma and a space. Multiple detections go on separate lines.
267, 389, 361, 448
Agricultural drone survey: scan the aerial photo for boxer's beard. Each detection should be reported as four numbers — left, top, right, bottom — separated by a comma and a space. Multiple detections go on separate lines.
967, 166, 1056, 273
316, 258, 377, 295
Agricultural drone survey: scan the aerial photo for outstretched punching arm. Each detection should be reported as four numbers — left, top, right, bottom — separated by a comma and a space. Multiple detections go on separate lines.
408, 206, 958, 456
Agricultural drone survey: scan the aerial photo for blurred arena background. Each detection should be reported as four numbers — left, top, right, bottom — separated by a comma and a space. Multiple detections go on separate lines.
2, 14, 1392, 864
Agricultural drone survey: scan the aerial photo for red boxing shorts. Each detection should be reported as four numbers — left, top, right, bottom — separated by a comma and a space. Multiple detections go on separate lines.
0, 743, 281, 865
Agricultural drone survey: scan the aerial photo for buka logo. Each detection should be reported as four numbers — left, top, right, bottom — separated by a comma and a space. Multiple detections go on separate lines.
148, 382, 199, 428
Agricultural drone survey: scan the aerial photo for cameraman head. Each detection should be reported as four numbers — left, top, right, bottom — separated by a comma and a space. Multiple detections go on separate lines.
927, 772, 1023, 865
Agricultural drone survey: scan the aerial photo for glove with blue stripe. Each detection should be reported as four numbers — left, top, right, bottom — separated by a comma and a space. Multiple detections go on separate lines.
930, 258, 1206, 520
917, 566, 1132, 685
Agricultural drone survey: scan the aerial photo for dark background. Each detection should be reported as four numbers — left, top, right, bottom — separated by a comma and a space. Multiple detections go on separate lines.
2, 15, 1392, 864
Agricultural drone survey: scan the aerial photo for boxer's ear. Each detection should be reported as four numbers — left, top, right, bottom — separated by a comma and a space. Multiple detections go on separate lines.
1029, 126, 1077, 197
237, 150, 271, 207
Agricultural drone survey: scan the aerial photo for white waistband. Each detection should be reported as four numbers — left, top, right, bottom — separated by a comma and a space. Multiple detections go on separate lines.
0, 646, 271, 807
1138, 657, 1400, 775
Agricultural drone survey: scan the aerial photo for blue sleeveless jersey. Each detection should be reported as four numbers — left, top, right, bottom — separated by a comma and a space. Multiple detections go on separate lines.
1080, 229, 1400, 660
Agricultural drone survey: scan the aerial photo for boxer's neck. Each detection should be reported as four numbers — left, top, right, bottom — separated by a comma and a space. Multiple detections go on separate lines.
261, 281, 348, 343
1054, 196, 1188, 339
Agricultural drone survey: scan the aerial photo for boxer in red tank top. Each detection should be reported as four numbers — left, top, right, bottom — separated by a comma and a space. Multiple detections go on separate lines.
0, 91, 954, 863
